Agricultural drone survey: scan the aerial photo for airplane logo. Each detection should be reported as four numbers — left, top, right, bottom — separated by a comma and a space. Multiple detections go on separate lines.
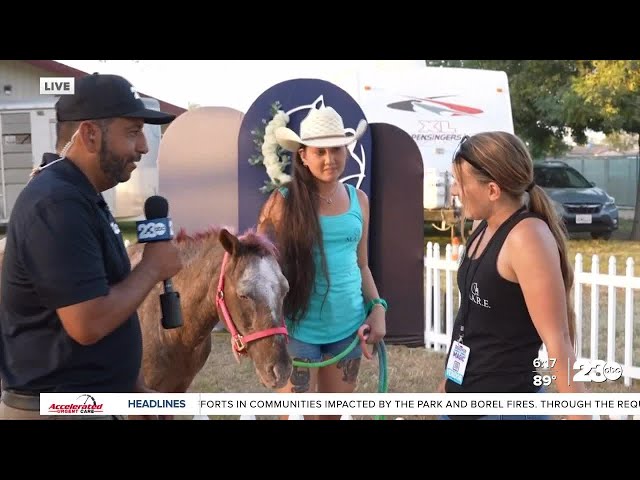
387, 95, 483, 117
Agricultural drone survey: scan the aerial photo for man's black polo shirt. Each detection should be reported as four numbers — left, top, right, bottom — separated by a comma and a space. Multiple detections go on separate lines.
0, 154, 142, 393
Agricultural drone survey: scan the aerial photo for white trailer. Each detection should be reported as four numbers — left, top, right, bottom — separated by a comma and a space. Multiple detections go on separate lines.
354, 66, 514, 225
0, 97, 162, 224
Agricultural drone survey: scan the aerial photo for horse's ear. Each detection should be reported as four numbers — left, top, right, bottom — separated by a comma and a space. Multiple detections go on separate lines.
219, 228, 240, 256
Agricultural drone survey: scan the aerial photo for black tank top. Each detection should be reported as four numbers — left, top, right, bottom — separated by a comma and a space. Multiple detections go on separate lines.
445, 206, 544, 395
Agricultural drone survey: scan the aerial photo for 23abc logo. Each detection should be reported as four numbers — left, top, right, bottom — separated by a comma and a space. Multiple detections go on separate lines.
573, 359, 623, 383
137, 221, 168, 240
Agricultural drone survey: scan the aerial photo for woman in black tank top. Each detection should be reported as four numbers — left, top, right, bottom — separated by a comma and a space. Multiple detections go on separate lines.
439, 132, 588, 420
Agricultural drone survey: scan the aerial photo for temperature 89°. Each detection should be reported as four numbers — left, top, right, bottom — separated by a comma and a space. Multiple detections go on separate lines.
533, 374, 556, 387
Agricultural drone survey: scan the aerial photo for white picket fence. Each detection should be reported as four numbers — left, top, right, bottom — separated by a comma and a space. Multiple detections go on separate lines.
424, 242, 639, 386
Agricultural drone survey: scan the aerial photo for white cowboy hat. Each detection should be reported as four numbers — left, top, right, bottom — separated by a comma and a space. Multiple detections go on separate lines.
275, 106, 367, 152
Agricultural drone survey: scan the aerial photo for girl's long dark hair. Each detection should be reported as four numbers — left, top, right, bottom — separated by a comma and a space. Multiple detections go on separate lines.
278, 147, 330, 324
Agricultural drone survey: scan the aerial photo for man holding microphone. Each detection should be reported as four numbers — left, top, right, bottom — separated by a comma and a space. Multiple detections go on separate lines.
0, 73, 182, 420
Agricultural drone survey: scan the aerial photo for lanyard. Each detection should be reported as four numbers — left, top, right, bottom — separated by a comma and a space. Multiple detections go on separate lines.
457, 226, 487, 343
457, 205, 527, 344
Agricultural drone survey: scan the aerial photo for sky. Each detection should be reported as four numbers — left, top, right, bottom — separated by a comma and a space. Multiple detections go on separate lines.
56, 60, 427, 113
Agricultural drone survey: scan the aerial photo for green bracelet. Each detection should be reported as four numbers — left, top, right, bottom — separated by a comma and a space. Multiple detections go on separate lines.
366, 298, 388, 314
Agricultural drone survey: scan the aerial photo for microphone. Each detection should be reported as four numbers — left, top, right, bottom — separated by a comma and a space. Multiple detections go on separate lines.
136, 195, 183, 329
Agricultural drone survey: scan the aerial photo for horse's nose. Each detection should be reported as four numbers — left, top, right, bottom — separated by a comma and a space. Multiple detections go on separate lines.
271, 358, 292, 387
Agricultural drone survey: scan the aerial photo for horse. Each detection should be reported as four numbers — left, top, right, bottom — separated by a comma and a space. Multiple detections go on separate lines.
128, 226, 292, 393
0, 227, 293, 396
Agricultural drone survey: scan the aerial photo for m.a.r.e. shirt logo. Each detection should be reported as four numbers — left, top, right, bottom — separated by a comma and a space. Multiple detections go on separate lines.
48, 394, 104, 414
40, 77, 75, 95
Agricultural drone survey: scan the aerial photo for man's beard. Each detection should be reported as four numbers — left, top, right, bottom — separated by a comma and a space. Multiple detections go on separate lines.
99, 138, 140, 185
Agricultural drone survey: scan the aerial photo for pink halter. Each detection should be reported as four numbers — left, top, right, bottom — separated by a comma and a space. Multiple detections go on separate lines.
215, 252, 288, 355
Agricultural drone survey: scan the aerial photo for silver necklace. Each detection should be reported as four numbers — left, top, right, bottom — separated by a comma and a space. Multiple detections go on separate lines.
316, 183, 340, 204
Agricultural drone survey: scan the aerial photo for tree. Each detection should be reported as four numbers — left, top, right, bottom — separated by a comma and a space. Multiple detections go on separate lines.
572, 60, 640, 239
603, 132, 638, 152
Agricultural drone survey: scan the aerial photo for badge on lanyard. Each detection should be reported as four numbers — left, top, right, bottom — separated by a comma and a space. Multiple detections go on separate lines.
445, 340, 471, 385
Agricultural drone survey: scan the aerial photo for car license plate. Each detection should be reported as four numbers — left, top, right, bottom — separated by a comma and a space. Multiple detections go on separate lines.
576, 214, 592, 224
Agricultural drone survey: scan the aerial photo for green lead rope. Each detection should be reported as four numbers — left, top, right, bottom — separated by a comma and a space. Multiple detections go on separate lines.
291, 307, 390, 420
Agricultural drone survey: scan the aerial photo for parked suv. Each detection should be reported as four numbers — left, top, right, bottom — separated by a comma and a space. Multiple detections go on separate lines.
533, 161, 619, 240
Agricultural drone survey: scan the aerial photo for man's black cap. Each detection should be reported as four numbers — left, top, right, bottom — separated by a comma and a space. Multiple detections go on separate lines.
55, 73, 176, 125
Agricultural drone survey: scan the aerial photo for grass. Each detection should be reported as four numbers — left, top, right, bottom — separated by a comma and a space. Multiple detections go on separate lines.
181, 218, 640, 421
184, 332, 447, 420
184, 331, 640, 421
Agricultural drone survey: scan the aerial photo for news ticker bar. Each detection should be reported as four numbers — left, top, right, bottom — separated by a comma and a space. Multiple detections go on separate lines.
40, 392, 640, 416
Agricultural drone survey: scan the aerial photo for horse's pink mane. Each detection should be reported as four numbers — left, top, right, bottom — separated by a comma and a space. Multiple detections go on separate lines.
175, 226, 221, 244
239, 229, 279, 258
175, 226, 278, 258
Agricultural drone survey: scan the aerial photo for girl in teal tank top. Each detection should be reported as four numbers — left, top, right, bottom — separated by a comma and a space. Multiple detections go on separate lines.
280, 183, 365, 344
256, 106, 387, 419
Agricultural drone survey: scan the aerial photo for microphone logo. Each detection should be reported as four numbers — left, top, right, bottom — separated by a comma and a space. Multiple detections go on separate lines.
137, 195, 173, 243
137, 221, 169, 241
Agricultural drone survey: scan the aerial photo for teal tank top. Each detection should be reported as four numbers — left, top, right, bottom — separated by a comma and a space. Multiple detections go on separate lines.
279, 183, 366, 344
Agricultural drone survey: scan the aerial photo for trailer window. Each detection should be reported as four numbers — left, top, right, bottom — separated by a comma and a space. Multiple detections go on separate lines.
2, 133, 31, 145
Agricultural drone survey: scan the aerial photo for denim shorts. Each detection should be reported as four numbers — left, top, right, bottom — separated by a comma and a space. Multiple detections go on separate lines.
287, 332, 362, 363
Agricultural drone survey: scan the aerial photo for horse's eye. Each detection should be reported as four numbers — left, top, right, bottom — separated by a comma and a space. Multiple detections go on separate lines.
238, 294, 249, 301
